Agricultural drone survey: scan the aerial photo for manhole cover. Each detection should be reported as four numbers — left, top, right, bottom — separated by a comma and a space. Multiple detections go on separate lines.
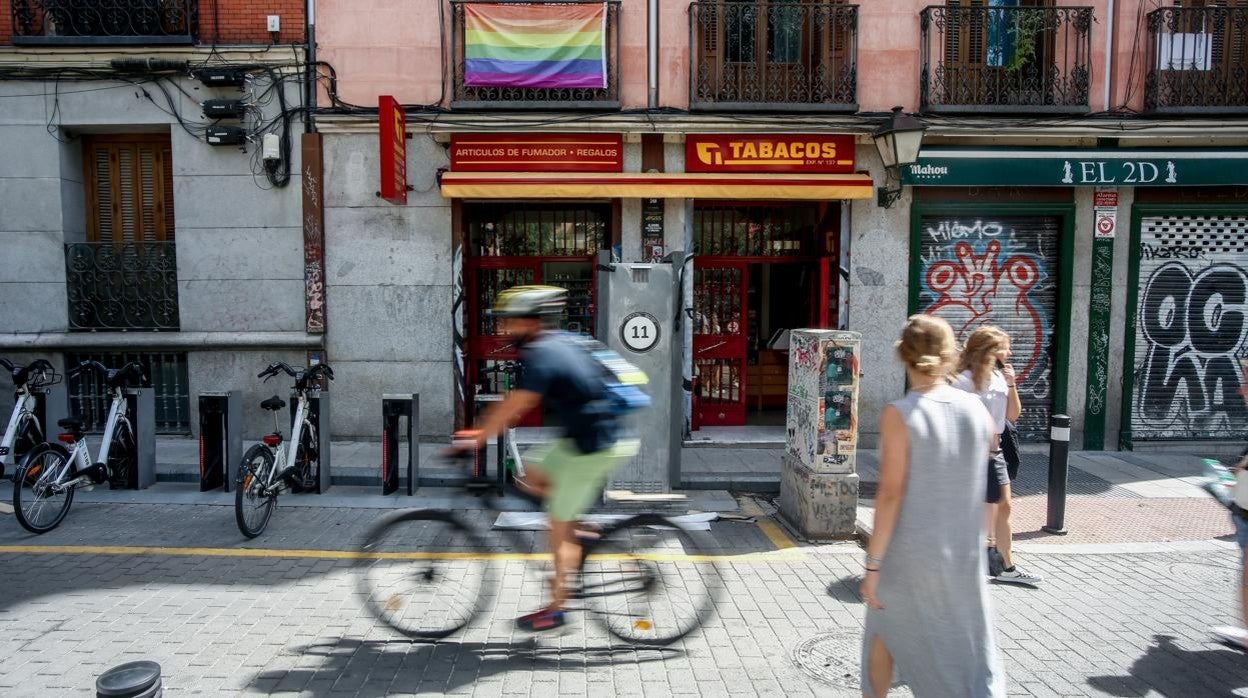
1170, 562, 1238, 587
792, 632, 911, 694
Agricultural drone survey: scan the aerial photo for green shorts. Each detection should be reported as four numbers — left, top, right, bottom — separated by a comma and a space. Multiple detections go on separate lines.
525, 438, 639, 521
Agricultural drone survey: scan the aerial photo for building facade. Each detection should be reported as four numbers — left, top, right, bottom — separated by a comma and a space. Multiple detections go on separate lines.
3, 0, 1247, 464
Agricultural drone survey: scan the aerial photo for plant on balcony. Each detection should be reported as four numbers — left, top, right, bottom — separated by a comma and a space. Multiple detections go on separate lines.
1006, 8, 1047, 73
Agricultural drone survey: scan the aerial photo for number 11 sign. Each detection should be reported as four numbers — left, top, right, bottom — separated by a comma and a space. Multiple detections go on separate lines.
620, 312, 660, 353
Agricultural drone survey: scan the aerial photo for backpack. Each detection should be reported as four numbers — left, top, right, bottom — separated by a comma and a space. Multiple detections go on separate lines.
565, 334, 652, 416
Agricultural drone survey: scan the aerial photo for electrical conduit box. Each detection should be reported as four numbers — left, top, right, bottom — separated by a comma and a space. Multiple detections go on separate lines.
595, 251, 684, 493
779, 330, 862, 539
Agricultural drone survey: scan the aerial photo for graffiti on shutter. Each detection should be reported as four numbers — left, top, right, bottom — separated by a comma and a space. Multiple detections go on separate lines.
917, 216, 1060, 441
1133, 215, 1248, 440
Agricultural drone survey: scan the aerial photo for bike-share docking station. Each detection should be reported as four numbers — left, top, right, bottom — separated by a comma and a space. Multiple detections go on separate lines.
5, 378, 69, 464
381, 394, 419, 495
197, 392, 242, 492
123, 388, 157, 490
595, 250, 685, 493
291, 388, 331, 493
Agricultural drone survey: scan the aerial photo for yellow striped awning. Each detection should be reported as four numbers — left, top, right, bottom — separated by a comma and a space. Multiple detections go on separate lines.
438, 171, 874, 200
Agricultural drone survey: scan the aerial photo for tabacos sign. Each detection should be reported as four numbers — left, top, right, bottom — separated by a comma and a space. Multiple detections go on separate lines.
686, 134, 855, 174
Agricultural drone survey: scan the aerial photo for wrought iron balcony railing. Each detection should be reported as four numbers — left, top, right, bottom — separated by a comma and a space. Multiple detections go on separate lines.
450, 0, 621, 110
11, 0, 196, 45
1145, 6, 1248, 115
920, 4, 1092, 114
690, 1, 858, 112
65, 242, 180, 331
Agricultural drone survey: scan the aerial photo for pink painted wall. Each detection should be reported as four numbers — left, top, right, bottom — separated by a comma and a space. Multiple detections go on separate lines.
857, 0, 926, 112
315, 0, 1137, 116
317, 0, 655, 109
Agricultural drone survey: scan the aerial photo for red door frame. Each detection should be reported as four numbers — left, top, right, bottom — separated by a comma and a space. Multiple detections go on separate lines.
691, 200, 839, 427
693, 260, 750, 426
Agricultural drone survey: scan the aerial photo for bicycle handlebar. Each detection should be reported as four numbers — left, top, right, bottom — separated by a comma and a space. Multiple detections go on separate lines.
68, 361, 145, 389
257, 361, 335, 389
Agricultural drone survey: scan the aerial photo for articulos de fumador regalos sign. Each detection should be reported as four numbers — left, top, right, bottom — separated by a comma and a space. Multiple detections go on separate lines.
903, 149, 1248, 187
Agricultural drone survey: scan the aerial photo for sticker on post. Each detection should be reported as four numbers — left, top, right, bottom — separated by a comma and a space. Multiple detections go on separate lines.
620, 312, 660, 353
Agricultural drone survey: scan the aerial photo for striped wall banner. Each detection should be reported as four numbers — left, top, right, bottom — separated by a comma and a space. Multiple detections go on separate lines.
463, 3, 608, 89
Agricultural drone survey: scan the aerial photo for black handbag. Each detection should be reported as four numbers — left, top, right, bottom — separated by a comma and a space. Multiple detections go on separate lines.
1000, 421, 1021, 477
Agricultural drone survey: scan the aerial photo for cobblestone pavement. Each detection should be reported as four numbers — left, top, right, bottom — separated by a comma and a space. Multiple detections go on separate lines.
1, 501, 1247, 696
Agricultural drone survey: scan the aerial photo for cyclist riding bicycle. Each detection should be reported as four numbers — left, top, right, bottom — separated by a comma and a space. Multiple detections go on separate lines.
448, 285, 639, 632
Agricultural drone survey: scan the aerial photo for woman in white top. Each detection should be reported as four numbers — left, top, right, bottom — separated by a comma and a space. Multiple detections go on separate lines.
953, 326, 1040, 585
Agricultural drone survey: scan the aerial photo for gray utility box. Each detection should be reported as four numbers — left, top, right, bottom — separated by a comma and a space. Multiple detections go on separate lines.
595, 250, 684, 492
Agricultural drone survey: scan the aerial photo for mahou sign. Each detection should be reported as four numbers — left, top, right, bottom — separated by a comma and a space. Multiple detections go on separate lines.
686, 134, 855, 174
451, 134, 623, 172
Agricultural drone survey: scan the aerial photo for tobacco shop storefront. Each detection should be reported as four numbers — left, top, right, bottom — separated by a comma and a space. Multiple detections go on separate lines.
438, 132, 873, 429
904, 147, 1248, 450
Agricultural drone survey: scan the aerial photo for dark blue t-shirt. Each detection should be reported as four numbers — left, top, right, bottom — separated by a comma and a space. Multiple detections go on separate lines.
518, 331, 616, 454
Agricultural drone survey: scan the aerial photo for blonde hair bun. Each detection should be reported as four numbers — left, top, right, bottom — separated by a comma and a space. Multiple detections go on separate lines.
896, 315, 957, 378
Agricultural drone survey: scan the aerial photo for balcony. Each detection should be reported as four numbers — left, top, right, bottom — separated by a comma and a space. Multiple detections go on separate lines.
1145, 6, 1248, 115
450, 0, 621, 110
920, 4, 1092, 114
65, 242, 180, 331
689, 1, 858, 112
11, 0, 195, 45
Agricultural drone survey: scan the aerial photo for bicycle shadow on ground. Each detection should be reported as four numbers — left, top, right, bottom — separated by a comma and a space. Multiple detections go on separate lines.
1087, 634, 1247, 697
246, 637, 679, 696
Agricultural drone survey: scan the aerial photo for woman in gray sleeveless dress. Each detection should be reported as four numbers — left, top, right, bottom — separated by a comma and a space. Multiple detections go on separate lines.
860, 315, 1006, 697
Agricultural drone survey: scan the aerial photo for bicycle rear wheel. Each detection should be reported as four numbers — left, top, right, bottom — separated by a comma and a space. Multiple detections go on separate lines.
581, 514, 719, 646
356, 510, 490, 639
13, 443, 75, 534
235, 445, 276, 539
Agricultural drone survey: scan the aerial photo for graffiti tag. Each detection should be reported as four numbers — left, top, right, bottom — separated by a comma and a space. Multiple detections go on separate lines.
1136, 262, 1248, 435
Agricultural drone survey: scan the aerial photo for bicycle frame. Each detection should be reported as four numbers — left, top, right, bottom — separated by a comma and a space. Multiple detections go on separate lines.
0, 388, 38, 469
52, 387, 129, 489
257, 389, 313, 489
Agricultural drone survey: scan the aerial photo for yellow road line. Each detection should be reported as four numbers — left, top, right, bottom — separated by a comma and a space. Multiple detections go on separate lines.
738, 497, 798, 551
0, 544, 805, 564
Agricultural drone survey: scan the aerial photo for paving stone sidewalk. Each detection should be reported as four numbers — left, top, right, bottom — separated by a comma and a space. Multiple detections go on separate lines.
1, 500, 1247, 696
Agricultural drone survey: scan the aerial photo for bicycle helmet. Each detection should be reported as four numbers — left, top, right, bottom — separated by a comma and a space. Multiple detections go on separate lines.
490, 285, 568, 320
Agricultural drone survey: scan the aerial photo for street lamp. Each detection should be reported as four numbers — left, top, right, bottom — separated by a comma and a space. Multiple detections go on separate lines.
872, 106, 927, 209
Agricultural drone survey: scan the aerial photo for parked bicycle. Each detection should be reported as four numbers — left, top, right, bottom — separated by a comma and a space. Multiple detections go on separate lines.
0, 358, 58, 481
355, 453, 719, 646
12, 361, 145, 533
235, 361, 334, 538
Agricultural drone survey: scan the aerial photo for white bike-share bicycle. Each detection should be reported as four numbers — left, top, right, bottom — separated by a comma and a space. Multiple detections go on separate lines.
12, 361, 144, 533
0, 358, 58, 482
235, 361, 334, 538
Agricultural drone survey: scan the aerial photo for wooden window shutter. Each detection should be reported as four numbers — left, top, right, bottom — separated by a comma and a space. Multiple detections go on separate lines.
84, 135, 174, 244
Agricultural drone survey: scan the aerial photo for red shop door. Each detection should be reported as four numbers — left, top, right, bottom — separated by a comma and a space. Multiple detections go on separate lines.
693, 261, 749, 426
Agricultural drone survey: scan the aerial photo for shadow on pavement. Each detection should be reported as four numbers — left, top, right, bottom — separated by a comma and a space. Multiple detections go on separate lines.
826, 575, 862, 604
246, 637, 678, 696
1087, 634, 1247, 697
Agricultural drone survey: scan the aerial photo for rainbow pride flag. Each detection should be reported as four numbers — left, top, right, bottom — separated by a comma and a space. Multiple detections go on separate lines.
463, 3, 607, 89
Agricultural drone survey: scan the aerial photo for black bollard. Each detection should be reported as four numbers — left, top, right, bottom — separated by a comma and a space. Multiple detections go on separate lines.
1042, 414, 1071, 535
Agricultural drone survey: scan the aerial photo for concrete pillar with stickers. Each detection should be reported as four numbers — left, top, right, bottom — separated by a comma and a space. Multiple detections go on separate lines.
778, 330, 863, 539
595, 250, 684, 492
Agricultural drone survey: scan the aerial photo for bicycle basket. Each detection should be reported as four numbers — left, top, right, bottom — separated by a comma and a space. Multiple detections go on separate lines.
26, 368, 63, 390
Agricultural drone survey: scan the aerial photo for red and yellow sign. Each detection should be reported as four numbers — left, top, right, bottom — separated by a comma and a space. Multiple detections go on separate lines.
451, 134, 623, 172
685, 134, 855, 174
379, 95, 408, 205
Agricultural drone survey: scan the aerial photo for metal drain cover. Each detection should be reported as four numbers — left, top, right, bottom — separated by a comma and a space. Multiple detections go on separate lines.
793, 632, 911, 693
1170, 562, 1238, 587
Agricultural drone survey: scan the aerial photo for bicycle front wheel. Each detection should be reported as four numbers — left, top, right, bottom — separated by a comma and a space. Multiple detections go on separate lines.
13, 443, 75, 534
355, 510, 490, 639
235, 444, 276, 539
581, 514, 720, 646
